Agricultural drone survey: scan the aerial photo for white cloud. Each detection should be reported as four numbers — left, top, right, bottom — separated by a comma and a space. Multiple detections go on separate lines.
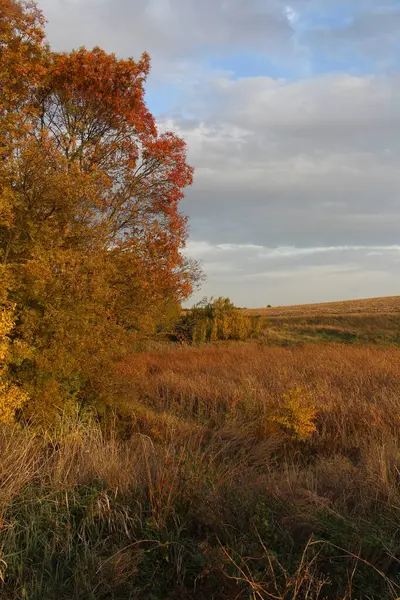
259, 245, 400, 258
285, 5, 299, 26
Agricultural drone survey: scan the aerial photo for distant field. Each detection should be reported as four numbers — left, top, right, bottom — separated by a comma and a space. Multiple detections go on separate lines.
242, 296, 400, 346
244, 295, 400, 317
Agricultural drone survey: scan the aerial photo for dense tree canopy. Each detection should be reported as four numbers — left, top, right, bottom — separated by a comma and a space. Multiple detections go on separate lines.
0, 0, 200, 420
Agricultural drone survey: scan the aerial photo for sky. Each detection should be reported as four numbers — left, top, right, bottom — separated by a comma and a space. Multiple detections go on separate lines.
38, 0, 400, 307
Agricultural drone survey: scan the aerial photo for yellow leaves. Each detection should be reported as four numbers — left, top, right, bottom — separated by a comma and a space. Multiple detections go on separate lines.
181, 298, 263, 344
0, 305, 15, 362
271, 386, 317, 441
0, 379, 27, 424
1, 1, 196, 422
0, 186, 16, 229
0, 304, 28, 423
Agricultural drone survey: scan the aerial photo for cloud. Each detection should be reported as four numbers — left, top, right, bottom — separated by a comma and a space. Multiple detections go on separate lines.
171, 72, 400, 254
259, 245, 400, 258
36, 0, 400, 304
38, 0, 301, 75
285, 5, 299, 26
305, 6, 400, 68
177, 73, 400, 156
186, 241, 400, 260
184, 242, 400, 306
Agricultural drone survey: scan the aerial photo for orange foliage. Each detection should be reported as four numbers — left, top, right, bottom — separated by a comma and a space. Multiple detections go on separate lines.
0, 1, 200, 419
35, 45, 195, 301
0, 0, 46, 134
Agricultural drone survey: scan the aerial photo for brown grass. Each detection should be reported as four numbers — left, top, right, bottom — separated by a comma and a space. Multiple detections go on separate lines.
239, 296, 400, 346
244, 295, 400, 317
121, 344, 400, 453
2, 342, 400, 598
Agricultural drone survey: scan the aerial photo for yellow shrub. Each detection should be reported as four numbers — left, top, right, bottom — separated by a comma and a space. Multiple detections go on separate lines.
192, 320, 208, 344
230, 312, 252, 340
210, 319, 218, 342
271, 386, 317, 441
217, 315, 231, 340
178, 298, 264, 344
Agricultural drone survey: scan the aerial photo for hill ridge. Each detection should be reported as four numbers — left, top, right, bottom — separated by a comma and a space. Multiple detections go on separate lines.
244, 295, 400, 317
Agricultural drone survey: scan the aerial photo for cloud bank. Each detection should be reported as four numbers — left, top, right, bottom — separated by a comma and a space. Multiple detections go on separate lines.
38, 0, 400, 305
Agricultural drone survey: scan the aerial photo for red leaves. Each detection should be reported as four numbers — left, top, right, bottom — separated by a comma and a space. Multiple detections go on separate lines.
47, 47, 156, 136
0, 0, 202, 420
3, 0, 199, 345
35, 44, 196, 302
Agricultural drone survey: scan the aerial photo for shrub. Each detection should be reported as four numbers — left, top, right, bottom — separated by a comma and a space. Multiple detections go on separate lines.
271, 386, 317, 440
174, 297, 263, 344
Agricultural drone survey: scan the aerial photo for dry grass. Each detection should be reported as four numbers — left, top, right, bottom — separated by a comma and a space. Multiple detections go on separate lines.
118, 343, 400, 596
244, 295, 400, 317
240, 296, 400, 346
2, 342, 400, 598
121, 344, 400, 455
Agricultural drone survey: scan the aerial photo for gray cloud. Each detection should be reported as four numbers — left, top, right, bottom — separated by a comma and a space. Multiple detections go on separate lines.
185, 242, 400, 306
305, 7, 400, 67
36, 0, 400, 305
38, 0, 302, 75
169, 73, 400, 254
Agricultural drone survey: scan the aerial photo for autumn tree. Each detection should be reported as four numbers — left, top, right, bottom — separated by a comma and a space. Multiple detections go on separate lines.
0, 0, 47, 419
0, 0, 46, 138
0, 1, 200, 421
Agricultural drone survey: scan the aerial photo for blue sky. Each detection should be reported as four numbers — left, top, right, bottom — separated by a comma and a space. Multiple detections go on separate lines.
39, 0, 400, 306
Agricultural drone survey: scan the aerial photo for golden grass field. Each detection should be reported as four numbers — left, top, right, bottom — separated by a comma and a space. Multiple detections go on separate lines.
2, 298, 400, 599
241, 296, 400, 347
244, 295, 400, 317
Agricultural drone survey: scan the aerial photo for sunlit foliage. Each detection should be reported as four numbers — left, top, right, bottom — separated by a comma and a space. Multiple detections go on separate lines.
0, 0, 200, 420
